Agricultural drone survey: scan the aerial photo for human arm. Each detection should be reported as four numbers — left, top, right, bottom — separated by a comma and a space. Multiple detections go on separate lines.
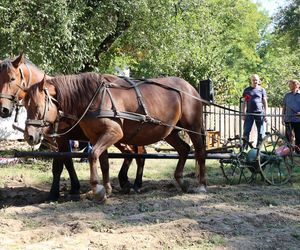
263, 96, 268, 122
282, 94, 287, 125
241, 100, 247, 121
241, 90, 247, 121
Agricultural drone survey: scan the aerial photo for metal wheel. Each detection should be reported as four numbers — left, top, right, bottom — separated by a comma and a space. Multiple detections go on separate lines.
258, 132, 293, 185
219, 137, 257, 184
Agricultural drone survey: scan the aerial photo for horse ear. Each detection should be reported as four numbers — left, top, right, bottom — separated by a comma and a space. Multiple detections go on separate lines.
12, 53, 25, 68
22, 86, 28, 93
38, 74, 47, 92
16, 83, 26, 92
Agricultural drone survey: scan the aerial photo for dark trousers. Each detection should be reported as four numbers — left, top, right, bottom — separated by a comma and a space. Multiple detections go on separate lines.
243, 113, 265, 147
285, 122, 300, 146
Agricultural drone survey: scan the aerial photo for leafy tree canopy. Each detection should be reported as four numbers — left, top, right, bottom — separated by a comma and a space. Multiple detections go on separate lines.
0, 0, 299, 106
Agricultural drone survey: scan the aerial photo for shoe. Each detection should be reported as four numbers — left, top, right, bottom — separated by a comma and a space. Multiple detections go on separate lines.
79, 158, 88, 163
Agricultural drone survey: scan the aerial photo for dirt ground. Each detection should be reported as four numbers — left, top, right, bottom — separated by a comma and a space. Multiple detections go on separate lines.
0, 141, 300, 249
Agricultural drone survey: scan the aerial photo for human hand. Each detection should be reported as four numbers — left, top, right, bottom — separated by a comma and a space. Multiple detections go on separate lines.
242, 113, 246, 121
73, 140, 79, 148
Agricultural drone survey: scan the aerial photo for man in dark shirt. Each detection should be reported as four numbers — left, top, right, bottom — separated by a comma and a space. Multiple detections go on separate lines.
242, 74, 268, 147
283, 79, 300, 152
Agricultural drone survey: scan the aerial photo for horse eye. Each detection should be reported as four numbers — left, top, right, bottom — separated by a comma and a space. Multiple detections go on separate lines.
10, 77, 16, 82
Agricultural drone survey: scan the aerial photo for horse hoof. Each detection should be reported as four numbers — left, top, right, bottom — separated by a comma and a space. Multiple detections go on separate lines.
181, 179, 190, 193
94, 185, 107, 203
104, 184, 112, 197
120, 182, 133, 194
46, 194, 59, 202
66, 193, 81, 201
133, 185, 141, 194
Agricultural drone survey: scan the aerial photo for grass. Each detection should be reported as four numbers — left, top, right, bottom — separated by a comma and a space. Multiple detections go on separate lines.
0, 159, 53, 187
0, 145, 300, 189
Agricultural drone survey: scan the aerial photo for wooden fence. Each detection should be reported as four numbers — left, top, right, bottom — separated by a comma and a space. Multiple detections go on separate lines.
204, 103, 284, 146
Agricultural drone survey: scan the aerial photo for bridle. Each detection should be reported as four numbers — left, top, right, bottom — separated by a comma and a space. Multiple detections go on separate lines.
25, 88, 59, 129
0, 64, 31, 102
0, 63, 32, 121
25, 79, 109, 138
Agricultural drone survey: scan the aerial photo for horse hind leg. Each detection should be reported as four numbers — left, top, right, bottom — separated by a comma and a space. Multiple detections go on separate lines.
133, 145, 146, 192
164, 131, 191, 192
188, 127, 207, 192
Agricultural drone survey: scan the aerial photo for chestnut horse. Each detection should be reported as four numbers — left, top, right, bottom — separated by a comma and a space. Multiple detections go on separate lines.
0, 54, 145, 200
23, 72, 206, 201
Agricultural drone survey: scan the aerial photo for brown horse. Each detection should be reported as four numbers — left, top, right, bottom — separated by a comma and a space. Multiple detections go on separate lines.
23, 72, 206, 201
0, 54, 145, 200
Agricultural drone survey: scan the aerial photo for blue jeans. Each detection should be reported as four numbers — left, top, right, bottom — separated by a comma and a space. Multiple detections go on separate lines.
69, 140, 92, 153
243, 113, 265, 147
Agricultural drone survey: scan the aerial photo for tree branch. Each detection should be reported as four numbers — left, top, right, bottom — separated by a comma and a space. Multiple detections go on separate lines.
82, 10, 131, 72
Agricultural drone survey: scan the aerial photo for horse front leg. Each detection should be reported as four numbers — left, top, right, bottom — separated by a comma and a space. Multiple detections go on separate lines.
115, 143, 134, 194
56, 139, 80, 200
88, 128, 123, 202
48, 158, 63, 201
99, 150, 112, 196
63, 157, 80, 200
89, 148, 106, 202
81, 118, 124, 201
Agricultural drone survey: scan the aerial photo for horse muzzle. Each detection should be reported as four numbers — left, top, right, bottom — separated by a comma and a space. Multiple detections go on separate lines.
0, 104, 14, 118
24, 128, 43, 146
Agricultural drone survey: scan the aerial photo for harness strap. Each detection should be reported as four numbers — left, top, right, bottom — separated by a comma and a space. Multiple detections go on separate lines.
59, 111, 78, 120
105, 86, 118, 113
26, 119, 51, 127
84, 109, 162, 124
0, 93, 15, 100
121, 77, 150, 115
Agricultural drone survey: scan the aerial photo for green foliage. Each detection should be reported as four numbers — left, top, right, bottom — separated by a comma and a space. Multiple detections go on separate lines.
0, 0, 299, 106
274, 0, 300, 50
258, 0, 300, 106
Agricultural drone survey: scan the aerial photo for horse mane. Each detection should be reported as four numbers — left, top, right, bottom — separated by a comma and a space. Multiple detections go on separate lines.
23, 59, 44, 73
50, 72, 103, 114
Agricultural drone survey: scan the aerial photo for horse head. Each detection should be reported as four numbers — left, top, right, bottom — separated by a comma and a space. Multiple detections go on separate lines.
0, 53, 45, 118
24, 75, 58, 146
0, 53, 26, 117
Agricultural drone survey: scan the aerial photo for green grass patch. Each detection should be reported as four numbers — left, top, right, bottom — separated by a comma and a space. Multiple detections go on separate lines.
1, 149, 299, 189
